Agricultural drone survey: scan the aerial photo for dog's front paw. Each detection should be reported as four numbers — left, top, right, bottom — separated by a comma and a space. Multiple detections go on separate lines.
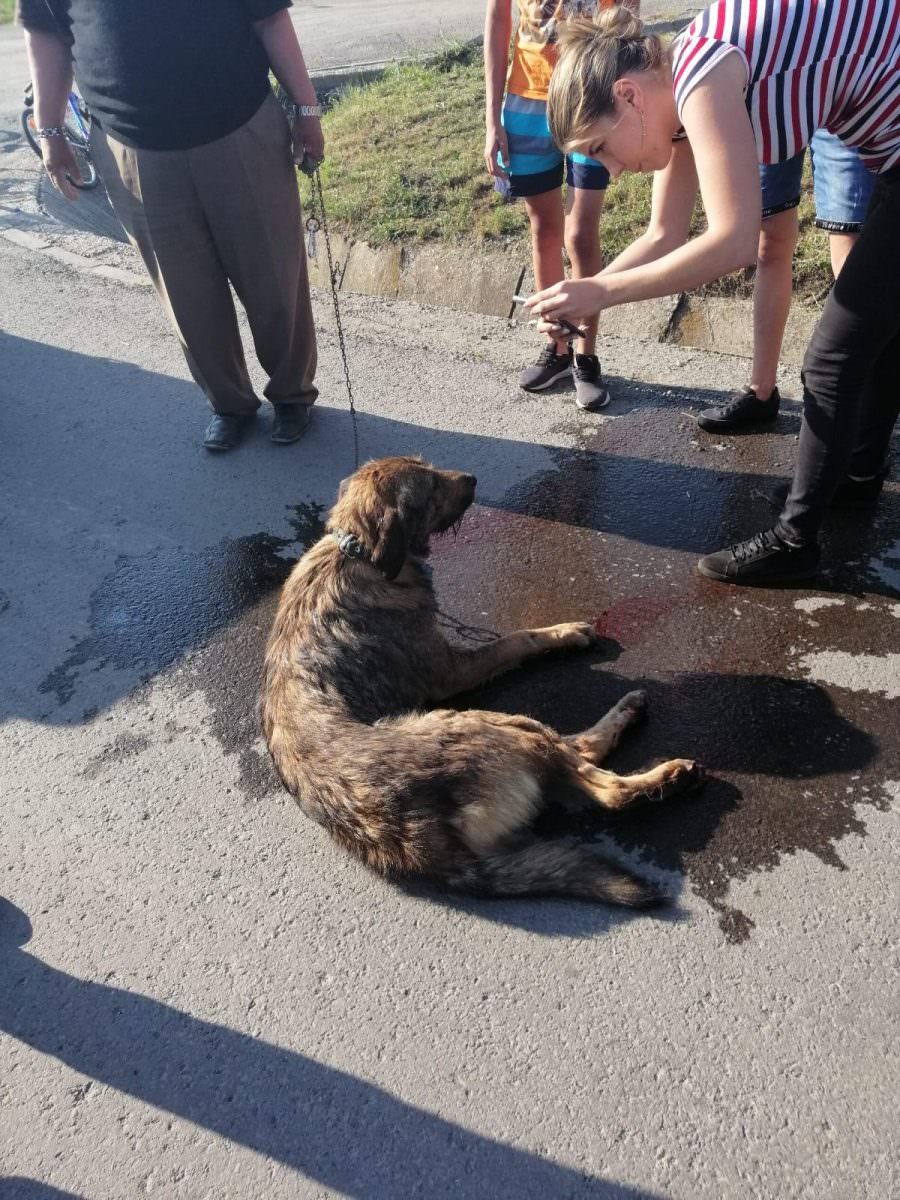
551, 621, 599, 650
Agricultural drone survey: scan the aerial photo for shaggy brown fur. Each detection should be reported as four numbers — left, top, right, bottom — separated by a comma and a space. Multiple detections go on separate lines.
261, 457, 702, 907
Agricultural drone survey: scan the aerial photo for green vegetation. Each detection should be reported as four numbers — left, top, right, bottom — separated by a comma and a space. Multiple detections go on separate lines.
0, 1, 16, 24
300, 40, 832, 300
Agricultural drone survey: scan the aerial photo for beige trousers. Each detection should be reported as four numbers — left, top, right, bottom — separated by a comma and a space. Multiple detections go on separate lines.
91, 93, 317, 416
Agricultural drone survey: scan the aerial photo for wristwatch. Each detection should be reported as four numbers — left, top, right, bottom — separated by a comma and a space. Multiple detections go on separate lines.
288, 103, 322, 118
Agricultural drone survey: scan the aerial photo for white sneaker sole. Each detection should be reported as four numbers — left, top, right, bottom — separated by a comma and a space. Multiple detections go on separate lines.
519, 365, 573, 393
575, 391, 611, 412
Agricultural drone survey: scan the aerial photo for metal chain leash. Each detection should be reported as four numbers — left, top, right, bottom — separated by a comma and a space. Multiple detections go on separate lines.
304, 168, 360, 470
301, 151, 496, 644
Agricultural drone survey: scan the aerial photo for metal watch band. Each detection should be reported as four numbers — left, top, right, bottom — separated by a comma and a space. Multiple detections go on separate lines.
296, 105, 322, 118
34, 126, 67, 139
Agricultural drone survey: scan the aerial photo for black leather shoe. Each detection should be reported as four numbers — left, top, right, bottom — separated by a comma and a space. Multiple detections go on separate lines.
271, 405, 312, 444
697, 386, 780, 432
697, 528, 820, 585
203, 413, 254, 452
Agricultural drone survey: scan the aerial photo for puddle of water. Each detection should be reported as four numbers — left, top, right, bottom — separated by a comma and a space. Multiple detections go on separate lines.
39, 504, 325, 712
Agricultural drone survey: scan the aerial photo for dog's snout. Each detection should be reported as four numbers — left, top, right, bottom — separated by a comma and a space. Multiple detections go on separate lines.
463, 474, 477, 489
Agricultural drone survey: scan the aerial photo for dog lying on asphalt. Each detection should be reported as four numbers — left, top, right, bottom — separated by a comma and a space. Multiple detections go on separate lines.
261, 456, 701, 907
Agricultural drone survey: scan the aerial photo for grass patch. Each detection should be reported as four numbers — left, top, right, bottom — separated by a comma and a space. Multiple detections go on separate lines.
0, 0, 16, 24
302, 40, 832, 301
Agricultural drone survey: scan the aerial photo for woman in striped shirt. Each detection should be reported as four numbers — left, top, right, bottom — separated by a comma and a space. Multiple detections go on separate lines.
526, 0, 900, 585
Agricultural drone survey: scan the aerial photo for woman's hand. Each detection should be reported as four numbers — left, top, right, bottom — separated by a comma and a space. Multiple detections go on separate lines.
41, 134, 81, 201
292, 114, 325, 170
525, 277, 608, 337
484, 123, 509, 179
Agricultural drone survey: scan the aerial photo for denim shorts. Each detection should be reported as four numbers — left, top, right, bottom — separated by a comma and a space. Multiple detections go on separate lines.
760, 129, 875, 231
500, 93, 609, 199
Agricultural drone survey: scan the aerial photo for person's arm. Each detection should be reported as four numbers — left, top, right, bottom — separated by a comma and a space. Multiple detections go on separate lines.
23, 26, 80, 200
484, 0, 512, 179
528, 54, 759, 325
253, 8, 324, 166
600, 137, 698, 276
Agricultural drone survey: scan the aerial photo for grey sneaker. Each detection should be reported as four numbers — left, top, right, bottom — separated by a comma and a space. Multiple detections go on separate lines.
573, 353, 611, 411
518, 344, 573, 392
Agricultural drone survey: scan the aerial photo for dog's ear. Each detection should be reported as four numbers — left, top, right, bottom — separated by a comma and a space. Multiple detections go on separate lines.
337, 475, 352, 500
371, 507, 407, 580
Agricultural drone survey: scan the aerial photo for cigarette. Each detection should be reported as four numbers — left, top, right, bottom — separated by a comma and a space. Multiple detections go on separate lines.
512, 295, 586, 338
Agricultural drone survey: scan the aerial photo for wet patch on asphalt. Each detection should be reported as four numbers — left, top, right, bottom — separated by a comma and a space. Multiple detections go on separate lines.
39, 504, 325, 716
82, 731, 151, 780
37, 406, 899, 940
426, 419, 900, 940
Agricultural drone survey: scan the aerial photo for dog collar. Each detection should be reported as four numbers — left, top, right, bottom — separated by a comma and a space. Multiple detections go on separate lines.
331, 528, 370, 561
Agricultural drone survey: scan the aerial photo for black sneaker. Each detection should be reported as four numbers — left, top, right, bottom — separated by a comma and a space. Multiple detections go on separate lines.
697, 386, 780, 432
697, 528, 820, 585
518, 344, 573, 392
767, 469, 887, 512
573, 353, 611, 411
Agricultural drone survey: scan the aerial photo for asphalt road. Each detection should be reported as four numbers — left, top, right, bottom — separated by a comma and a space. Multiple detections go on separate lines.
1, 221, 899, 1197
1, 6, 899, 1198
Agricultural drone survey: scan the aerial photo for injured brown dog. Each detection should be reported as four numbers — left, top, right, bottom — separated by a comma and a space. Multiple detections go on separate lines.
261, 456, 701, 907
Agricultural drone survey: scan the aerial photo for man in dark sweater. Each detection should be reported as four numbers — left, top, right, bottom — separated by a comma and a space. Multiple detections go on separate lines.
18, 0, 323, 451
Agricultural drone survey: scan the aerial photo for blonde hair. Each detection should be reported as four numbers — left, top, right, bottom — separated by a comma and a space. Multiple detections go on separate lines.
548, 5, 665, 152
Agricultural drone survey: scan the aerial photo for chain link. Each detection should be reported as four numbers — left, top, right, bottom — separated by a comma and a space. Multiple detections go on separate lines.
307, 168, 360, 471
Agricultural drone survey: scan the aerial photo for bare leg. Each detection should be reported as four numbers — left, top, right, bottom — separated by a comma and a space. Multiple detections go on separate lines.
563, 186, 605, 357
565, 690, 647, 764
750, 208, 799, 402
828, 230, 857, 278
435, 622, 597, 698
524, 190, 569, 357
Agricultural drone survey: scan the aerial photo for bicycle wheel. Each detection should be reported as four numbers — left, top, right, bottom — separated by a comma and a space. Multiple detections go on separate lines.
21, 107, 43, 160
21, 107, 99, 190
64, 105, 99, 190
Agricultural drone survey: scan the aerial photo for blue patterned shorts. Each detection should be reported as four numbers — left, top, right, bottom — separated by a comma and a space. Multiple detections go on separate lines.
500, 93, 609, 199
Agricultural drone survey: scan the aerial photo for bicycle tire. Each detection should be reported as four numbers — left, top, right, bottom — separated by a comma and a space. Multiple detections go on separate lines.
21, 107, 42, 160
20, 106, 99, 191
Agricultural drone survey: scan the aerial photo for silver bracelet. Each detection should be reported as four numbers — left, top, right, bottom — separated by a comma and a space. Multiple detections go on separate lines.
295, 104, 322, 118
35, 126, 67, 139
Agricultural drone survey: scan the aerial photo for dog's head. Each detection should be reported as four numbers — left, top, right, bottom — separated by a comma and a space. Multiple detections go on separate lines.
327, 456, 477, 580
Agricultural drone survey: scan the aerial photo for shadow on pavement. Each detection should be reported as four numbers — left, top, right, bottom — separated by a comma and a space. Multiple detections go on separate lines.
0, 898, 662, 1200
2, 330, 897, 730
0, 1183, 85, 1200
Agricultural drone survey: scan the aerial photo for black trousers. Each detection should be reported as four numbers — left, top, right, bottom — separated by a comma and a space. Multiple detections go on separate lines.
776, 164, 900, 546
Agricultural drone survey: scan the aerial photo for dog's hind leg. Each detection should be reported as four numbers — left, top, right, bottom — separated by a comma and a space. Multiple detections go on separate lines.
565, 690, 648, 764
453, 839, 663, 908
433, 622, 598, 698
566, 754, 703, 811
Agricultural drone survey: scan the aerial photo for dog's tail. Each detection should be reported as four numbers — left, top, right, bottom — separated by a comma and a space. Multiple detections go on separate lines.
451, 841, 665, 908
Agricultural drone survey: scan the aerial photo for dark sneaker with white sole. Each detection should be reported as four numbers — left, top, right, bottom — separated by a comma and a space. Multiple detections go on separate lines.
697, 386, 780, 432
767, 468, 887, 512
697, 528, 820, 585
518, 344, 573, 392
573, 353, 611, 411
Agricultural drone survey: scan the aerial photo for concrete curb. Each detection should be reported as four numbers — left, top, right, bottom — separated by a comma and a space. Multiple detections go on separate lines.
2, 216, 822, 367
304, 230, 823, 367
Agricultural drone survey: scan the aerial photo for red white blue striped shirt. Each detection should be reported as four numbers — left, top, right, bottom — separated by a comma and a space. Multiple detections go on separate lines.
672, 0, 900, 172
